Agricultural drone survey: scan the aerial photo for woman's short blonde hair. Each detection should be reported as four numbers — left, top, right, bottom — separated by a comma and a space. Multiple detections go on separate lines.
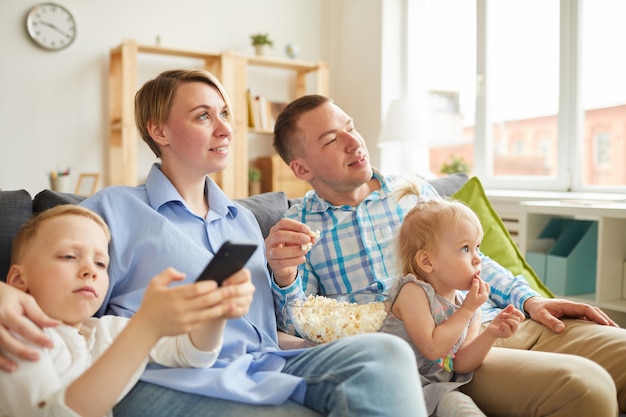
134, 69, 233, 158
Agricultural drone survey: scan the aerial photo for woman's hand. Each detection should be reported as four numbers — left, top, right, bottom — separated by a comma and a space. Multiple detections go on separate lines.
0, 282, 60, 372
133, 267, 255, 339
135, 267, 256, 352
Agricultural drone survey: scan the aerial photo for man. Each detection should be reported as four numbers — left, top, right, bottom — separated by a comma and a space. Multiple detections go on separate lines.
0, 73, 428, 417
264, 94, 626, 416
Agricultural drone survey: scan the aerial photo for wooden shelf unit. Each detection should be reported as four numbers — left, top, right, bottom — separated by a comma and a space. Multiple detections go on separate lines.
108, 39, 328, 198
255, 154, 312, 199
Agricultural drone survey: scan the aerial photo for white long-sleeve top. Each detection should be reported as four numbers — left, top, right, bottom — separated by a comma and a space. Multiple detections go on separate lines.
0, 315, 220, 417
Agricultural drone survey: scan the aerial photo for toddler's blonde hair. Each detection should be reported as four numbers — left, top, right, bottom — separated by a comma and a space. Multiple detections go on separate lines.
394, 181, 483, 280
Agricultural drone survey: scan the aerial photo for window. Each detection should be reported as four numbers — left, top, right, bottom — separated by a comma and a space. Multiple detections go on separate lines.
480, 0, 559, 186
410, 0, 626, 192
581, 0, 626, 187
413, 0, 476, 178
593, 132, 610, 166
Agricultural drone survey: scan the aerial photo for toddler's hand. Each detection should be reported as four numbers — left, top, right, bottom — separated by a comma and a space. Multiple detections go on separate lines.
486, 304, 525, 338
461, 276, 490, 311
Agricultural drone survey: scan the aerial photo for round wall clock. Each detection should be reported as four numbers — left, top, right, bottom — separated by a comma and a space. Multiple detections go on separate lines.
26, 2, 76, 51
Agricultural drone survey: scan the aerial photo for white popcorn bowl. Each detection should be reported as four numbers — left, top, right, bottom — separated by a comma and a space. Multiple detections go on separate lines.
287, 293, 390, 344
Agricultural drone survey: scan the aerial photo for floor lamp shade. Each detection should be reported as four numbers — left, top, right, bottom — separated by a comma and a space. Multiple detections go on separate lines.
378, 98, 420, 144
378, 98, 431, 177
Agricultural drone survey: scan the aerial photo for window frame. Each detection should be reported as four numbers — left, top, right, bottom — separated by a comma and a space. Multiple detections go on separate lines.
407, 0, 625, 193
475, 0, 583, 191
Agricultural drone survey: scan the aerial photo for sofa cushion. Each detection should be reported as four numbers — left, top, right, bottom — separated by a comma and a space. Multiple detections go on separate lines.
428, 173, 469, 197
235, 191, 290, 238
0, 190, 33, 282
33, 189, 86, 213
452, 176, 554, 298
32, 189, 288, 240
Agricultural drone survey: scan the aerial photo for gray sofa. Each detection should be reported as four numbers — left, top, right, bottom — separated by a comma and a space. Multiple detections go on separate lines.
0, 173, 469, 283
0, 174, 467, 415
5, 174, 625, 416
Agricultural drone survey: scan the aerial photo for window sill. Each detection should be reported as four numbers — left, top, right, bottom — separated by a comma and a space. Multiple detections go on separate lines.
486, 188, 626, 205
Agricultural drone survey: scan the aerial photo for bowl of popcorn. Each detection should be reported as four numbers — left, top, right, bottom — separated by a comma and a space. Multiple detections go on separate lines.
287, 293, 390, 344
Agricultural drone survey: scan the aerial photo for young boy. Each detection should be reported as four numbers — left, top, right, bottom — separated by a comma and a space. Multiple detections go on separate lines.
0, 205, 253, 417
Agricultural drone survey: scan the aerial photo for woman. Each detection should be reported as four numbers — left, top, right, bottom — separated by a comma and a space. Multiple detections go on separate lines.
0, 69, 427, 417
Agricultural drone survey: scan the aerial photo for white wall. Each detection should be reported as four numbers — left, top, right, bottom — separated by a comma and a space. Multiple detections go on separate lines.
326, 0, 383, 170
0, 0, 326, 195
326, 0, 407, 175
1, 0, 397, 196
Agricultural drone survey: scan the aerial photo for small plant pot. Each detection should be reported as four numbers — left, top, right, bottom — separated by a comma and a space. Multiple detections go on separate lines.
249, 181, 262, 195
254, 45, 267, 56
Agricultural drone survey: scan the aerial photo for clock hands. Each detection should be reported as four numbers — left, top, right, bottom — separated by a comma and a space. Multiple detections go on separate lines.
38, 20, 72, 38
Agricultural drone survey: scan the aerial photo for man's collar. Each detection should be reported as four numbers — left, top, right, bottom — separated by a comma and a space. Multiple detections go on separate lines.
306, 168, 391, 213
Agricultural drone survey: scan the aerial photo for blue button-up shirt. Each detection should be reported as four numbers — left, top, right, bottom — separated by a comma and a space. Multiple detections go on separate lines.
81, 164, 305, 405
273, 170, 538, 333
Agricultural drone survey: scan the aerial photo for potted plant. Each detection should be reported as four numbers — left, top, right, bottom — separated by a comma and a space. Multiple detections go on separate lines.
440, 155, 472, 175
248, 167, 262, 195
250, 33, 273, 56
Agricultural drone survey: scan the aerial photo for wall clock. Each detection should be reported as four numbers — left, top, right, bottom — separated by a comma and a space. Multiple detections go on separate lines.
26, 2, 76, 51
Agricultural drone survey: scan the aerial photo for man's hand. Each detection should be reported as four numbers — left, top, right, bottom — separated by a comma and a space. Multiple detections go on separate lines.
265, 218, 314, 287
0, 283, 60, 372
523, 296, 618, 333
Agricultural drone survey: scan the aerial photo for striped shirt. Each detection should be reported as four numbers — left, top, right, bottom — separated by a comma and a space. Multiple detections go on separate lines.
272, 170, 539, 333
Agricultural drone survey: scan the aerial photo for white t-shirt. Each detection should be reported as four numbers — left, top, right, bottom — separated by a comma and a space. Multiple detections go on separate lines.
0, 315, 220, 417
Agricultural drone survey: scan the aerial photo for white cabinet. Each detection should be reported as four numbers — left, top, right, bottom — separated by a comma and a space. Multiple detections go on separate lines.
519, 200, 626, 327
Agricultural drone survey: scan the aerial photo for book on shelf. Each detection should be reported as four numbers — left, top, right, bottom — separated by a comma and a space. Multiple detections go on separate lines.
246, 88, 288, 131
246, 88, 256, 128
268, 101, 288, 129
246, 88, 264, 129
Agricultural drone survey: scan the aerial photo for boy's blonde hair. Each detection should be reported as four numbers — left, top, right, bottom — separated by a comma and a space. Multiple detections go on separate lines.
11, 205, 111, 264
394, 181, 483, 280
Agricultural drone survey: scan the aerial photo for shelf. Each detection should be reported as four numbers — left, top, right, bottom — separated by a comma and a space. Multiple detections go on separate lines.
566, 292, 596, 305
255, 154, 311, 199
108, 39, 328, 198
519, 200, 626, 326
521, 200, 626, 218
247, 55, 327, 72
249, 128, 274, 135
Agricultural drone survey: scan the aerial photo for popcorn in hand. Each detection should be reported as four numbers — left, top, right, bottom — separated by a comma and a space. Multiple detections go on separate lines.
301, 229, 321, 251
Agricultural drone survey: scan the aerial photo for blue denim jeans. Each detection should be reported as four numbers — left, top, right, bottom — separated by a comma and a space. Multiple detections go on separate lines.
113, 333, 426, 417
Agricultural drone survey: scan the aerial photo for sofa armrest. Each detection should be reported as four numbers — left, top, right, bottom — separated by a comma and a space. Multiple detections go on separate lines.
0, 190, 33, 281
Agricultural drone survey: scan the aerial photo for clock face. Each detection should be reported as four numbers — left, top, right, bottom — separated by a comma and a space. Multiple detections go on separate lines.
26, 3, 76, 51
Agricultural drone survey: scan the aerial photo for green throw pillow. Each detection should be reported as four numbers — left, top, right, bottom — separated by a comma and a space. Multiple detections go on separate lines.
452, 176, 554, 298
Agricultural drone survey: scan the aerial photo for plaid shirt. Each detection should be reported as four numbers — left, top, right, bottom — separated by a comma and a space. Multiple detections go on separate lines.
273, 170, 539, 333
